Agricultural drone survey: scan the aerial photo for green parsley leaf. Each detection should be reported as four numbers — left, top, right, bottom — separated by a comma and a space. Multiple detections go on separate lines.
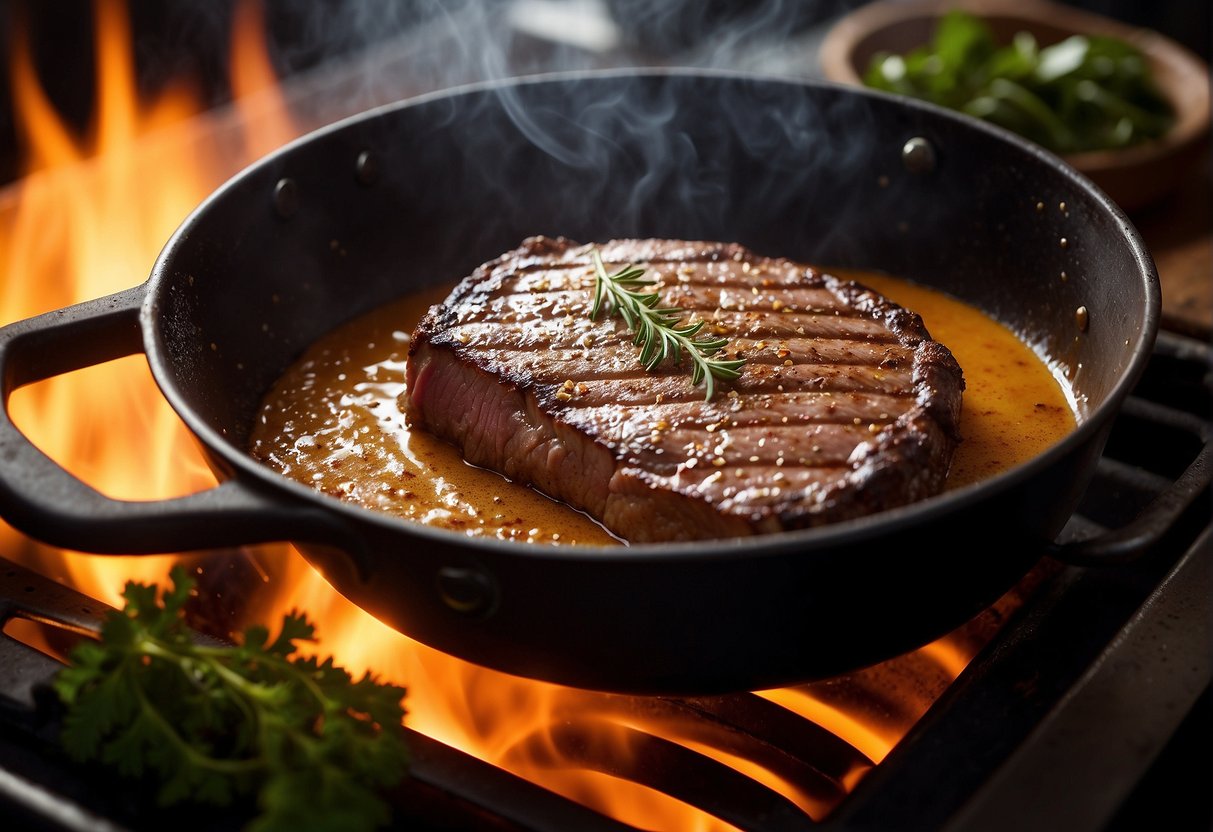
53, 566, 409, 831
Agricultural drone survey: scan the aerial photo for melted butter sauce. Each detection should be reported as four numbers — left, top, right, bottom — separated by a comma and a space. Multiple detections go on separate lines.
249, 272, 1075, 545
850, 272, 1076, 490
251, 284, 619, 546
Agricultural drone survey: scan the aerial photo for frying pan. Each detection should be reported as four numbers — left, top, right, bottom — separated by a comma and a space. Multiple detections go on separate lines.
0, 70, 1199, 694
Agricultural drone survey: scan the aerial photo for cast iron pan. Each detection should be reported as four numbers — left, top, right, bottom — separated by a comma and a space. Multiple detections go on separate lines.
0, 70, 1202, 693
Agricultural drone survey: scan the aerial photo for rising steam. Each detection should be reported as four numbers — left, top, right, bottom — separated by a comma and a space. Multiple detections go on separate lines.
248, 0, 884, 271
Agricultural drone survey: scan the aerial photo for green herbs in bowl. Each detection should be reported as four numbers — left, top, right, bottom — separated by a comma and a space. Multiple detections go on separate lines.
863, 10, 1175, 155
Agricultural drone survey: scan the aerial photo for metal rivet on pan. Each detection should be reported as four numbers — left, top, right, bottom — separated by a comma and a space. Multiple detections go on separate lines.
902, 137, 936, 173
436, 566, 498, 617
273, 177, 299, 218
355, 150, 379, 186
1075, 305, 1090, 333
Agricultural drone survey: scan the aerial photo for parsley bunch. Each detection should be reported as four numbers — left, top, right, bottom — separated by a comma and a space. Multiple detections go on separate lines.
53, 567, 409, 832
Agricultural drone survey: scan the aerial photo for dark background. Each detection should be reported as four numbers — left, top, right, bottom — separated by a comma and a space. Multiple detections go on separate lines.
0, 0, 1207, 186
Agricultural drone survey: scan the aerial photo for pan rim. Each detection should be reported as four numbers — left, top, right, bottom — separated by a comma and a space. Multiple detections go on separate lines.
143, 67, 1161, 563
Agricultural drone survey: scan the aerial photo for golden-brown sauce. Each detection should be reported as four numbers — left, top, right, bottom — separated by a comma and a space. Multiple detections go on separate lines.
249, 272, 1075, 545
850, 272, 1076, 489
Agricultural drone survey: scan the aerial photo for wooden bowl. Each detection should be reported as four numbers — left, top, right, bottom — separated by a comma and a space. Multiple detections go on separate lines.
820, 0, 1211, 211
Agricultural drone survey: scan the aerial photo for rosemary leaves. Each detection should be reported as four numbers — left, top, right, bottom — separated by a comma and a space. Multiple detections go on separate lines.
590, 248, 745, 401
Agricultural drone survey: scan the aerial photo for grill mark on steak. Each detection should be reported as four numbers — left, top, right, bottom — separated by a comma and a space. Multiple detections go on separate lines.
466, 289, 890, 341
460, 350, 915, 391
560, 393, 915, 428
494, 279, 868, 315
445, 319, 910, 363
404, 236, 964, 542
447, 312, 897, 346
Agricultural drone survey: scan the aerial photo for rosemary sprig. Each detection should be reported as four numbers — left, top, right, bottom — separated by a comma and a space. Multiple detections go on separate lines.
589, 249, 746, 401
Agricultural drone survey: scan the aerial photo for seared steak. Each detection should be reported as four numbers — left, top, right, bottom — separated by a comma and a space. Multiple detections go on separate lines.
404, 237, 963, 542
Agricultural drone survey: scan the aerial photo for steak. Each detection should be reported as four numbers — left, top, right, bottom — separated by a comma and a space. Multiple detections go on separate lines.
403, 237, 964, 542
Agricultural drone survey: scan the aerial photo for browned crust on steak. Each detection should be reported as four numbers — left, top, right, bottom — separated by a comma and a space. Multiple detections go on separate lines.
404, 236, 963, 542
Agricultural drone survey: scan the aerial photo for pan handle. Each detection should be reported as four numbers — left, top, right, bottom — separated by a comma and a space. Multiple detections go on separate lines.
1050, 436, 1212, 567
0, 287, 354, 555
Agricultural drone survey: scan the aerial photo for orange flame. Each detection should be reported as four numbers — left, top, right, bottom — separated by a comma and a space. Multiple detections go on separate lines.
1, 0, 233, 593
0, 4, 1043, 829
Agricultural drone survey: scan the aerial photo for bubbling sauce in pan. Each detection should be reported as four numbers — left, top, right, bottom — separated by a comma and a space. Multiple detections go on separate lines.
248, 272, 1075, 545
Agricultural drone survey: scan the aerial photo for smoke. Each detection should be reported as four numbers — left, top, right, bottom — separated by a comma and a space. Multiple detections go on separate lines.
262, 0, 864, 113
255, 0, 882, 261
133, 0, 898, 273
